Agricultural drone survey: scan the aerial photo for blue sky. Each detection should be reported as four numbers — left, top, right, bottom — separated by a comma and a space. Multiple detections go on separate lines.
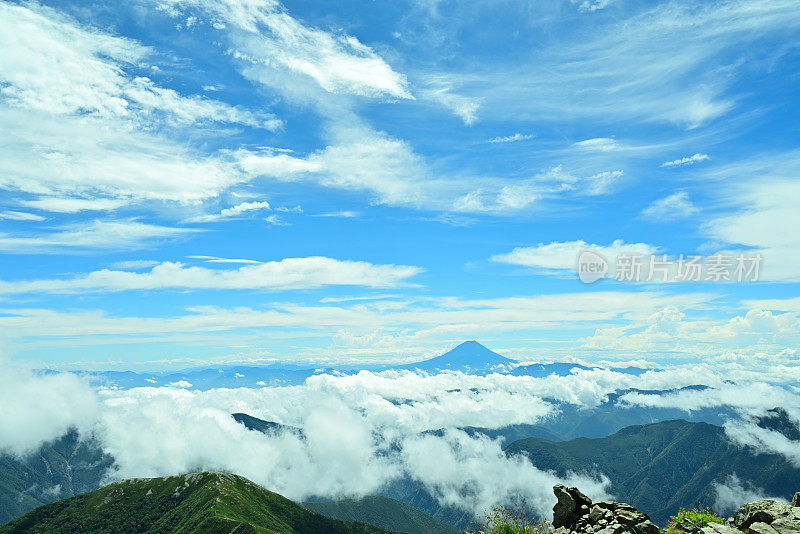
1, 0, 799, 370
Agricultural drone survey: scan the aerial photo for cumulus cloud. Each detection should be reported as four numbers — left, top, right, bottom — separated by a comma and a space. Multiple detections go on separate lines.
0, 361, 621, 519
0, 360, 98, 456
0, 257, 423, 294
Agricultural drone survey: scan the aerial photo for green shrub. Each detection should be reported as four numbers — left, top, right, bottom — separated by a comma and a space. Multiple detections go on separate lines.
667, 504, 726, 531
469, 506, 550, 534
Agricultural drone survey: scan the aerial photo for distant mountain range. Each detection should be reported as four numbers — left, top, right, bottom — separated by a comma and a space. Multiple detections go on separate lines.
83, 341, 651, 389
505, 413, 800, 525
0, 472, 393, 534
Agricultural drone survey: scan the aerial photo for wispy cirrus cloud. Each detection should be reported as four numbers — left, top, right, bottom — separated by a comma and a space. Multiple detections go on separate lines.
18, 197, 128, 214
185, 201, 272, 223
152, 0, 412, 100
0, 210, 45, 221
661, 153, 709, 167
487, 133, 534, 144
0, 257, 423, 293
490, 239, 657, 272
0, 220, 199, 254
641, 191, 698, 220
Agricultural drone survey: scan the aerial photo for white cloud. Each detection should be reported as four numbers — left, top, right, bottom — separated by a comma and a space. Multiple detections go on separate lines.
0, 108, 254, 203
0, 4, 282, 212
453, 185, 539, 213
0, 210, 45, 221
0, 220, 199, 254
585, 309, 800, 373
108, 260, 162, 270
487, 133, 535, 144
0, 360, 98, 456
0, 291, 715, 358
235, 133, 436, 210
19, 197, 128, 213
0, 3, 278, 129
313, 211, 361, 218
188, 256, 263, 264
641, 191, 698, 220
447, 0, 800, 127
586, 170, 623, 195
572, 0, 614, 12
490, 239, 657, 272
724, 419, 800, 468
153, 0, 411, 100
661, 153, 709, 168
712, 475, 784, 515
186, 201, 272, 223
423, 79, 482, 124
168, 379, 193, 388
703, 156, 800, 281
573, 138, 620, 152
0, 257, 423, 293
264, 214, 290, 226
0, 360, 619, 519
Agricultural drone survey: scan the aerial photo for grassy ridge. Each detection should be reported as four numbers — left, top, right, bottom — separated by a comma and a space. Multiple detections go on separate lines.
0, 472, 394, 534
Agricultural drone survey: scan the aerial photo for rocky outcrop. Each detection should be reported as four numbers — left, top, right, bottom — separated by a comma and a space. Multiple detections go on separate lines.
726, 498, 800, 534
552, 486, 800, 534
552, 484, 660, 534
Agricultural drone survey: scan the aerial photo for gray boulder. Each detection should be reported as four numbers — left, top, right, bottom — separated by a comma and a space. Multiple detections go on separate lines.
731, 500, 796, 530
771, 517, 800, 534
553, 484, 593, 529
748, 522, 781, 534
702, 524, 743, 534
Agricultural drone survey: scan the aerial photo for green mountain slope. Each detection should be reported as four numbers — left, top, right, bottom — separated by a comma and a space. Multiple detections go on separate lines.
0, 472, 395, 534
303, 495, 459, 534
0, 429, 112, 525
505, 419, 800, 525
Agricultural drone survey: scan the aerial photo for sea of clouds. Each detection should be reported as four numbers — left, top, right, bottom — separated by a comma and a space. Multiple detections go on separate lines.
1, 358, 799, 520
